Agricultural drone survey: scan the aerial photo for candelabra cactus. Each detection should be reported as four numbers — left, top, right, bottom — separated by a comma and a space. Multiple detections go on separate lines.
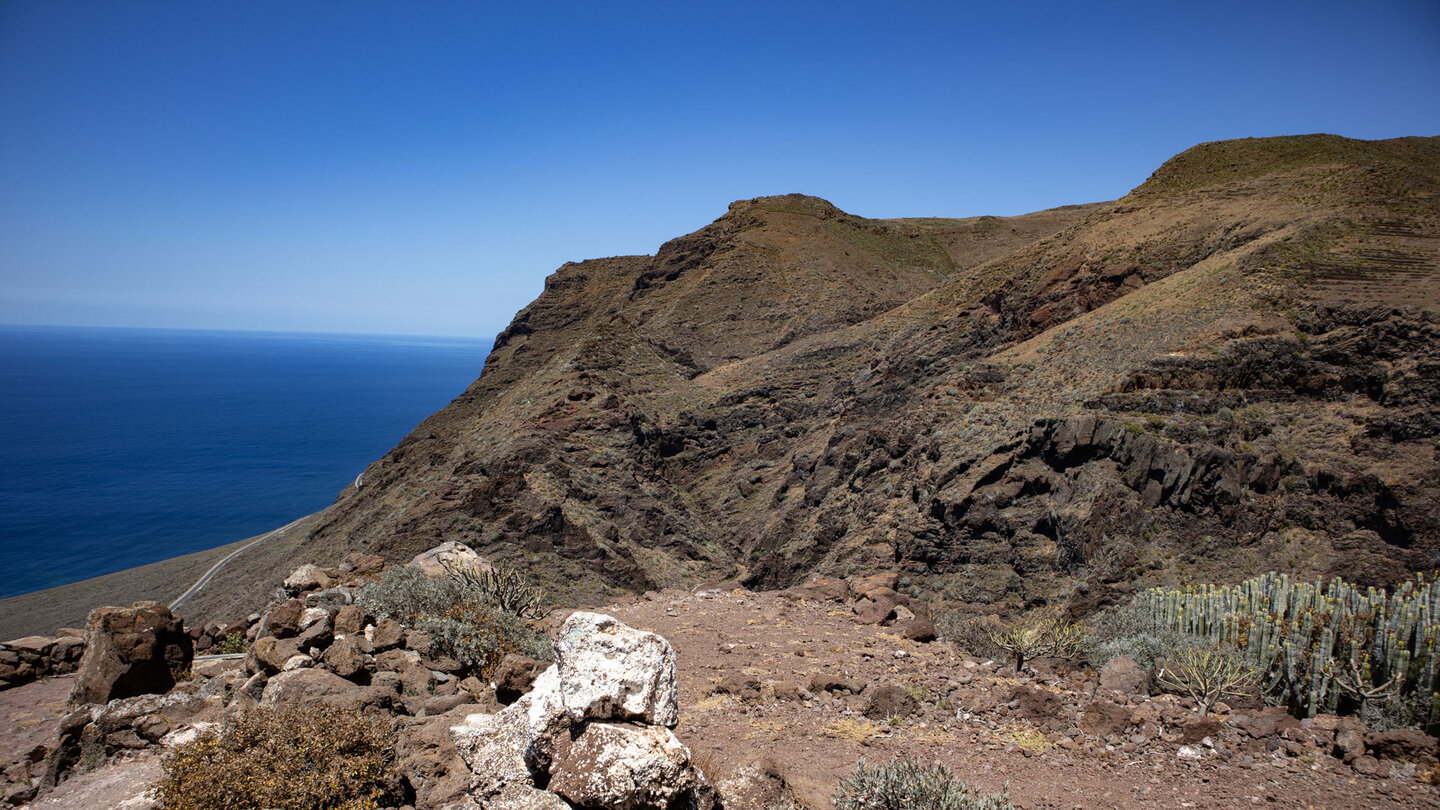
1134, 571, 1439, 723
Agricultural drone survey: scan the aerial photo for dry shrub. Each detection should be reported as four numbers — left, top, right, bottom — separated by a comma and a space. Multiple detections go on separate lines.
156, 706, 401, 810
832, 757, 1012, 810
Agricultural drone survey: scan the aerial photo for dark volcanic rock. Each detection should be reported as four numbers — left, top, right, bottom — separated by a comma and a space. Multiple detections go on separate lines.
69, 602, 192, 707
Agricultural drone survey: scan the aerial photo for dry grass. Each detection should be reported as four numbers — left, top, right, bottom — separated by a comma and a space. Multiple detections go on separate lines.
823, 717, 880, 742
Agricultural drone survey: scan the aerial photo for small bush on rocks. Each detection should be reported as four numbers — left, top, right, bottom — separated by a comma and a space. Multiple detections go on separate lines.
357, 564, 552, 678
216, 631, 246, 655
832, 757, 1012, 810
155, 705, 401, 810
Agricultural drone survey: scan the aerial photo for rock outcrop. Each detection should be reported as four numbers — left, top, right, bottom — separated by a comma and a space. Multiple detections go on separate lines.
68, 602, 191, 707
450, 612, 714, 810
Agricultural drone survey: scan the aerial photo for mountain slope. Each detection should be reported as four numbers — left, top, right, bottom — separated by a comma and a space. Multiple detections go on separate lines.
188, 134, 1440, 623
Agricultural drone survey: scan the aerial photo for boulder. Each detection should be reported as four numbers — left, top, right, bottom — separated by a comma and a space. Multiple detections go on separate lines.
347, 553, 387, 576
782, 577, 849, 603
323, 636, 370, 681
283, 564, 332, 594
863, 685, 917, 720
1008, 684, 1061, 721
494, 654, 548, 704
1080, 699, 1132, 738
69, 602, 192, 706
372, 618, 405, 651
852, 595, 898, 626
450, 615, 710, 809
451, 668, 567, 803
715, 672, 762, 701
259, 667, 370, 712
554, 612, 678, 727
848, 572, 900, 600
411, 541, 491, 576
900, 618, 937, 643
1099, 656, 1149, 696
259, 599, 305, 638
1366, 728, 1439, 764
249, 636, 303, 675
808, 673, 856, 694
334, 604, 367, 637
549, 722, 715, 810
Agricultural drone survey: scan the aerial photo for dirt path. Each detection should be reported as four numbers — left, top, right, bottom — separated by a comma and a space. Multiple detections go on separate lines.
599, 588, 1440, 810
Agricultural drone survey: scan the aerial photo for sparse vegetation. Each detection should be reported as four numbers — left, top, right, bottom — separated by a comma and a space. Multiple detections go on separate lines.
832, 757, 1012, 810
217, 631, 246, 655
156, 705, 401, 810
357, 563, 552, 678
1156, 645, 1257, 716
983, 611, 1083, 672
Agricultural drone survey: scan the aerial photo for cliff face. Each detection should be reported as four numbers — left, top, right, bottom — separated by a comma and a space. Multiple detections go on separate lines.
287, 134, 1440, 615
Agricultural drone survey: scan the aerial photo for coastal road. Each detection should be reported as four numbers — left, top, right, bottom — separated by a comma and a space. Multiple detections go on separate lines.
169, 516, 309, 611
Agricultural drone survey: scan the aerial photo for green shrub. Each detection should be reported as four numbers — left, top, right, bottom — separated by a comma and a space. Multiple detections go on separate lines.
832, 757, 1011, 810
217, 631, 246, 655
156, 705, 400, 810
1157, 644, 1257, 716
357, 564, 553, 678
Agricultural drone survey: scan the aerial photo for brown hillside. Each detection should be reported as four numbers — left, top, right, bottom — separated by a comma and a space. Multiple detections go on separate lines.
168, 134, 1440, 628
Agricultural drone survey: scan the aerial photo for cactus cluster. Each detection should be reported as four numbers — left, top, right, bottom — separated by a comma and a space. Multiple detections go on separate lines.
1134, 571, 1440, 722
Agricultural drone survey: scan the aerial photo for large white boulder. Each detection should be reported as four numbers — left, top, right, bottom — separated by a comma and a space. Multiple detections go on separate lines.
411, 541, 491, 577
554, 612, 679, 728
449, 614, 710, 809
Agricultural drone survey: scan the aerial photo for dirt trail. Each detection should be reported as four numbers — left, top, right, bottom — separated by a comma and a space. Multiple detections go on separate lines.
599, 589, 1440, 810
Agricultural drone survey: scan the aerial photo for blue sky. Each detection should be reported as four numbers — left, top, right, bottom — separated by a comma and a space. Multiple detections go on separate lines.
1, 1, 1437, 338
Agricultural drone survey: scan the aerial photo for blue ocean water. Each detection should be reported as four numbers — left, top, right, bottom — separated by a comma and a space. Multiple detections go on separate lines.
0, 325, 490, 598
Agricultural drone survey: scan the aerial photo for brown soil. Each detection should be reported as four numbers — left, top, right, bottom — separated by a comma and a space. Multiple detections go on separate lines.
596, 589, 1440, 810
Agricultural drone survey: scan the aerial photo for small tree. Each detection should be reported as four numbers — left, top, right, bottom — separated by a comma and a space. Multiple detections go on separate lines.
1157, 645, 1256, 716
984, 612, 1083, 673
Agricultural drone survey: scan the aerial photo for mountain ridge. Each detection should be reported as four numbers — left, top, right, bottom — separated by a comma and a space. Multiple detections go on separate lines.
4, 133, 1436, 637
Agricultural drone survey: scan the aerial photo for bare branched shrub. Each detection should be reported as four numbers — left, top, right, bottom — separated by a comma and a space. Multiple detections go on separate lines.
984, 611, 1084, 672
156, 706, 400, 810
832, 757, 1012, 810
1157, 645, 1257, 716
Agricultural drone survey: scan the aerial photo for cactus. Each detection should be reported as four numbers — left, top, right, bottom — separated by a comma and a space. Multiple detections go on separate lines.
1133, 572, 1440, 721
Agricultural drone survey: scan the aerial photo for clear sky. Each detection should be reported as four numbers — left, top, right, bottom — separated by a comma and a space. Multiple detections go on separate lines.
2, 1, 1437, 338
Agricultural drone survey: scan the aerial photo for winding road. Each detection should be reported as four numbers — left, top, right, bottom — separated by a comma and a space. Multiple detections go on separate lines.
169, 515, 309, 611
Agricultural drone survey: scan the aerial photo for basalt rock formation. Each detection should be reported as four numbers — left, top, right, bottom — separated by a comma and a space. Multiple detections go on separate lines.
204, 133, 1439, 620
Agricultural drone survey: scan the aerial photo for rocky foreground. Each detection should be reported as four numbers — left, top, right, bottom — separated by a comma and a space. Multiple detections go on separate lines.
3, 548, 1440, 809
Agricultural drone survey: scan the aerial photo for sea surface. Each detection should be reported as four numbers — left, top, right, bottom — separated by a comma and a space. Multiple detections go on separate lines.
0, 325, 491, 598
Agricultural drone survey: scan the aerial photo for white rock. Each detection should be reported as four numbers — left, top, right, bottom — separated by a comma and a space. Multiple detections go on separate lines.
549, 722, 703, 810
1177, 744, 1205, 760
411, 541, 491, 577
281, 654, 315, 671
283, 564, 331, 593
161, 721, 220, 748
555, 612, 679, 727
298, 607, 330, 632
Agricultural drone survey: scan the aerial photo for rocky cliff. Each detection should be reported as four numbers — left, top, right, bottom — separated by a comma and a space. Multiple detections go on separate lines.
206, 134, 1440, 620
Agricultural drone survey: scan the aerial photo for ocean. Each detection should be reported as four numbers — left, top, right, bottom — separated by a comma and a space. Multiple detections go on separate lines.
0, 325, 491, 598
